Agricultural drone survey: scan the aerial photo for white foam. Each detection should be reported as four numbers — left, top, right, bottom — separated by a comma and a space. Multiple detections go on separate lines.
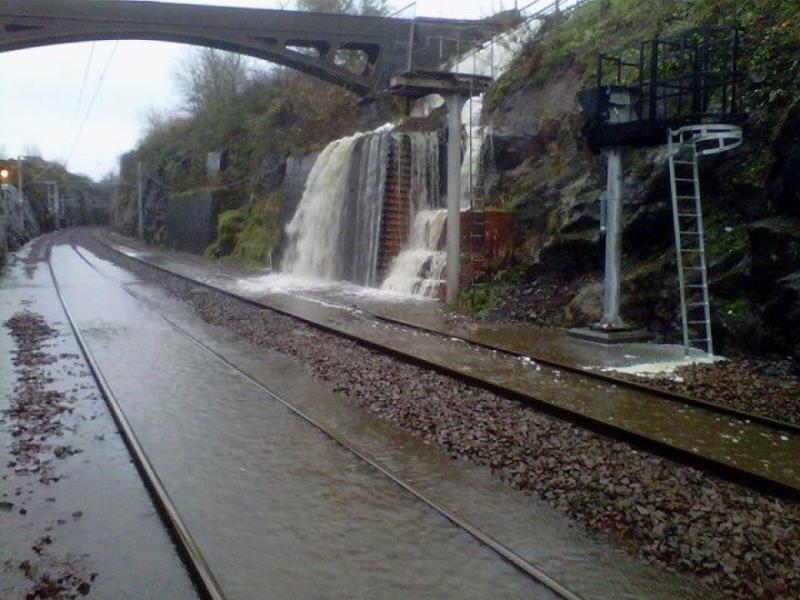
235, 272, 435, 304
236, 272, 340, 295
602, 354, 722, 378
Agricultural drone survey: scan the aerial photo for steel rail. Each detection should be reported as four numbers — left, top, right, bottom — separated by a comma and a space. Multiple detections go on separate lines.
63, 235, 582, 600
91, 232, 800, 437
90, 233, 800, 503
372, 314, 800, 436
46, 236, 226, 600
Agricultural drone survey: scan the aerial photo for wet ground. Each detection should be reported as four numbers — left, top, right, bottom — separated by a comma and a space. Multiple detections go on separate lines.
0, 238, 195, 599
88, 228, 800, 598
47, 234, 711, 598
100, 232, 800, 494
113, 231, 714, 373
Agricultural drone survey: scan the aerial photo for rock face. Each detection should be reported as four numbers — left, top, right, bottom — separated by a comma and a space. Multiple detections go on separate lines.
471, 29, 800, 360
0, 185, 42, 258
166, 189, 227, 254
0, 176, 107, 262
768, 99, 800, 218
749, 218, 800, 283
563, 282, 603, 326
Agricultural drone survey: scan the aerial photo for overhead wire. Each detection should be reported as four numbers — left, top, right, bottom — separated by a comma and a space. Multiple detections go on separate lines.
64, 40, 120, 169
60, 42, 96, 161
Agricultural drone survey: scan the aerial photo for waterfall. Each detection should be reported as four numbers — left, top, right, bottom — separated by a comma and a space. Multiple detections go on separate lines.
282, 127, 446, 297
349, 132, 390, 286
267, 21, 547, 300
282, 132, 365, 281
381, 209, 447, 297
461, 96, 485, 209
409, 130, 441, 211
410, 18, 545, 210
381, 132, 447, 298
282, 128, 390, 286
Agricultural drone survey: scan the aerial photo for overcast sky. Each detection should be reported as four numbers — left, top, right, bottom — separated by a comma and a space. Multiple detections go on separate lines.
0, 0, 518, 181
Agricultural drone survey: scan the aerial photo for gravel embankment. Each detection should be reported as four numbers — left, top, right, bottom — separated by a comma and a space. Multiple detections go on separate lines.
86, 235, 800, 599
622, 360, 800, 426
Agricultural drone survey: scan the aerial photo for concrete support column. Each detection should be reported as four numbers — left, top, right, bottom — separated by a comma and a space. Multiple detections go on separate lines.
445, 93, 464, 304
599, 148, 626, 329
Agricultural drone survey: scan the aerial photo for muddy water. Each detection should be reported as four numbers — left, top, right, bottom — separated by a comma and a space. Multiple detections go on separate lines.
50, 244, 564, 599
76, 239, 705, 598
0, 243, 195, 598
111, 240, 799, 491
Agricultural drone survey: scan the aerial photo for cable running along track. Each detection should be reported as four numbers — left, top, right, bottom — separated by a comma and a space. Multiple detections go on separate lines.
89, 232, 800, 505
53, 234, 585, 600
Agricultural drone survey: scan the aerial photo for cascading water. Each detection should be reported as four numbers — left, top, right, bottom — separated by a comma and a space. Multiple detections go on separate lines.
461, 96, 485, 209
411, 19, 545, 209
347, 132, 390, 286
282, 127, 390, 286
262, 19, 544, 301
381, 132, 447, 298
282, 132, 365, 281
283, 126, 446, 297
381, 209, 447, 297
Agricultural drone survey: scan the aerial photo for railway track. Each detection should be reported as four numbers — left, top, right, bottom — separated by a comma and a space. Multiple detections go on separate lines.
373, 313, 800, 434
52, 233, 585, 600
88, 231, 800, 505
46, 237, 226, 600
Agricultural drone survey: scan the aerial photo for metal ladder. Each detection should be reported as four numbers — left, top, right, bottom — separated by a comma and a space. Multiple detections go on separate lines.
667, 124, 743, 356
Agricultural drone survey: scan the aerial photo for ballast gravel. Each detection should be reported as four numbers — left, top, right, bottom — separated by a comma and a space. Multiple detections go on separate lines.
86, 235, 800, 599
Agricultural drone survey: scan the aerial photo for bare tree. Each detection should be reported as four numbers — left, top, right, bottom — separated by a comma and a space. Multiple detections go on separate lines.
175, 49, 250, 117
295, 0, 388, 16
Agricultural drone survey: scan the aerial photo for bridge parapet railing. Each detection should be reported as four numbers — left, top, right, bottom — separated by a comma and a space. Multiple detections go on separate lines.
404, 0, 592, 80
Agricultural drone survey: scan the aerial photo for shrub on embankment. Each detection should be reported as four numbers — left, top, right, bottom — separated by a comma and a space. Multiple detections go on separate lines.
461, 0, 800, 361
204, 190, 283, 267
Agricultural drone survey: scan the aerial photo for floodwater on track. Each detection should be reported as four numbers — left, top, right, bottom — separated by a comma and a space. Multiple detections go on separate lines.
49, 237, 708, 599
125, 242, 798, 491
50, 243, 556, 599
0, 243, 196, 599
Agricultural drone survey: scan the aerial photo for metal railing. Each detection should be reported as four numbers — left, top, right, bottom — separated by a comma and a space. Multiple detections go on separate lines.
595, 25, 745, 128
405, 0, 592, 76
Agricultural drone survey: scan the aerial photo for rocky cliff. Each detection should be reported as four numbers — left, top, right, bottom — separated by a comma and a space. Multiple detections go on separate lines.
0, 157, 108, 263
464, 0, 800, 362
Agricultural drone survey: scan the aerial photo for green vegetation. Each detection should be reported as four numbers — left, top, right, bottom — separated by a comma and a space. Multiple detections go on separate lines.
204, 190, 282, 267
113, 0, 398, 263
5, 156, 103, 228
703, 213, 749, 260
486, 0, 800, 127
723, 297, 751, 315
452, 265, 524, 316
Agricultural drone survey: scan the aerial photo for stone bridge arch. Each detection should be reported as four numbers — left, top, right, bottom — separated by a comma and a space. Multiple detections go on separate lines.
0, 0, 513, 96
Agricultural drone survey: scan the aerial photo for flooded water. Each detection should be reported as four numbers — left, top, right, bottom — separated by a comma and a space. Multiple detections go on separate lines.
50, 244, 554, 599
0, 243, 195, 599
107, 236, 800, 494
57, 237, 707, 598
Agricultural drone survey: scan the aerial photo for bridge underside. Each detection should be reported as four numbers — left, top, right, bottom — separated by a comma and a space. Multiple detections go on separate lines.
0, 0, 514, 96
